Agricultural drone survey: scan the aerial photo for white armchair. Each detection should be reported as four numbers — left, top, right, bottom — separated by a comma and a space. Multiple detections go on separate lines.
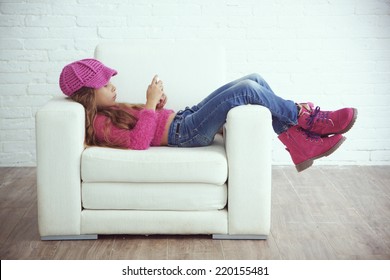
36, 42, 272, 240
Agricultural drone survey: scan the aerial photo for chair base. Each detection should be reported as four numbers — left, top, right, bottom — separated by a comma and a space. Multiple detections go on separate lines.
212, 234, 267, 240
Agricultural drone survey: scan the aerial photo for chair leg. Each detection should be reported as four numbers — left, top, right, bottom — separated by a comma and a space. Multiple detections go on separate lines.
212, 234, 267, 240
41, 234, 98, 241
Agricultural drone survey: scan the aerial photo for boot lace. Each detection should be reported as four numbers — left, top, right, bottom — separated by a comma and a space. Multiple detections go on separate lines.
296, 127, 322, 142
306, 106, 333, 129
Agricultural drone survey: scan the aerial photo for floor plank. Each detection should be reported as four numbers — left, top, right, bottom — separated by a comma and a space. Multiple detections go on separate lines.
167, 235, 224, 260
221, 232, 281, 260
110, 235, 168, 260
53, 237, 115, 260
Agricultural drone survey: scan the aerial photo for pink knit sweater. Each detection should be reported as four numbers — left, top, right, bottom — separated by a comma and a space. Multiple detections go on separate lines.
93, 108, 174, 150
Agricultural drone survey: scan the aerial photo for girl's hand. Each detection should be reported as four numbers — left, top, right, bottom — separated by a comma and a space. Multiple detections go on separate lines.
146, 75, 164, 110
156, 93, 168, 109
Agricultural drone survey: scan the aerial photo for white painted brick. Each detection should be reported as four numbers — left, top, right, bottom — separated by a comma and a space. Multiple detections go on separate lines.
317, 148, 372, 163
303, 0, 333, 16
376, 60, 390, 72
0, 129, 31, 141
0, 107, 32, 119
98, 27, 149, 39
50, 3, 104, 16
0, 50, 47, 61
27, 83, 58, 95
0, 27, 48, 39
0, 61, 29, 73
47, 50, 89, 62
371, 151, 390, 162
3, 141, 36, 154
355, 0, 390, 15
25, 15, 76, 27
0, 152, 35, 167
0, 84, 28, 96
252, 2, 279, 16
0, 0, 389, 166
0, 15, 25, 27
0, 72, 46, 84
130, 15, 181, 28
328, 0, 356, 16
46, 73, 64, 84
48, 27, 98, 39
348, 140, 390, 151
77, 16, 127, 27
152, 4, 202, 16
201, 4, 225, 17
224, 4, 252, 16
127, 4, 152, 16
0, 95, 52, 107
374, 83, 390, 95
28, 61, 63, 74
0, 39, 24, 50
24, 39, 74, 51
0, 118, 34, 130
0, 3, 50, 15
74, 39, 101, 51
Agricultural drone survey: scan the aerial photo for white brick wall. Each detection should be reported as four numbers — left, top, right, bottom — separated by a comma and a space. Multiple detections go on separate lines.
1, 0, 389, 166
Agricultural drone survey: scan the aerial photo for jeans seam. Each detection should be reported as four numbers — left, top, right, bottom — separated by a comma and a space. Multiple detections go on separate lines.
195, 95, 244, 133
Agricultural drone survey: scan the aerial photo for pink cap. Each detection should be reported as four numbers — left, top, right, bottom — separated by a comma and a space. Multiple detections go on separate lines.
59, 58, 117, 96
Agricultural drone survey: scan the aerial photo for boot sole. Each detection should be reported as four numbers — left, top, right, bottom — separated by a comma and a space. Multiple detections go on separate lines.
295, 136, 346, 172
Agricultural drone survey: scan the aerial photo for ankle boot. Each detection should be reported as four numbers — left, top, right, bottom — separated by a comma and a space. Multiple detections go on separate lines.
278, 125, 346, 172
297, 102, 358, 136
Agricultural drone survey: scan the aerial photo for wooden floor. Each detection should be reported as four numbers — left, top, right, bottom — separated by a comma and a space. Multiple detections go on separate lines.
0, 166, 389, 260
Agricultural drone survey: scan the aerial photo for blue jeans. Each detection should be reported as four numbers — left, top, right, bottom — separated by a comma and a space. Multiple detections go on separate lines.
168, 73, 298, 147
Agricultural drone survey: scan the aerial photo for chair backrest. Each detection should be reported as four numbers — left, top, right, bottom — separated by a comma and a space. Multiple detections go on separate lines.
94, 42, 226, 111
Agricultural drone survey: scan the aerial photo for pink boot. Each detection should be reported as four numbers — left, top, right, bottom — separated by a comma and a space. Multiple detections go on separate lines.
278, 125, 346, 172
298, 102, 357, 136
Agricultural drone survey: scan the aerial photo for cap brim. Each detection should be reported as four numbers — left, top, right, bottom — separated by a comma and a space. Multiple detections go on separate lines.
85, 66, 118, 89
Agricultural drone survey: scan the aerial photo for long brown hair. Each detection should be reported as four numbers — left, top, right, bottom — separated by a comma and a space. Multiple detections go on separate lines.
70, 87, 143, 147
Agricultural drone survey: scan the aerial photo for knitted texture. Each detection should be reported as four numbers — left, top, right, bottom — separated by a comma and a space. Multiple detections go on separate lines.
59, 58, 117, 96
94, 108, 174, 150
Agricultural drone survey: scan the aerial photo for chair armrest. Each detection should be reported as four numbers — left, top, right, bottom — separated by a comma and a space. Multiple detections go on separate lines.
35, 97, 85, 237
224, 105, 272, 236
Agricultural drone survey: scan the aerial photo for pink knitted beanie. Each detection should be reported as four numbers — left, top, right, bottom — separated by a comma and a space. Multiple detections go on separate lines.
59, 58, 117, 96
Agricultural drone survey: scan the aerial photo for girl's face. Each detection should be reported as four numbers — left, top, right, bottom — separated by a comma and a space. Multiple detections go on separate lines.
94, 81, 117, 107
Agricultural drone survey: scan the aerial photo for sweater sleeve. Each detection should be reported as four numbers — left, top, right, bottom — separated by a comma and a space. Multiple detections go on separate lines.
94, 109, 157, 150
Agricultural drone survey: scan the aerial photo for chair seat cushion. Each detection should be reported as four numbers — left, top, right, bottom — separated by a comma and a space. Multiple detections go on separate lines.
82, 182, 227, 211
81, 135, 227, 185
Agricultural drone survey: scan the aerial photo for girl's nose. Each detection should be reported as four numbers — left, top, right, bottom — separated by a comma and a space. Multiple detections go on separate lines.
112, 84, 116, 92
